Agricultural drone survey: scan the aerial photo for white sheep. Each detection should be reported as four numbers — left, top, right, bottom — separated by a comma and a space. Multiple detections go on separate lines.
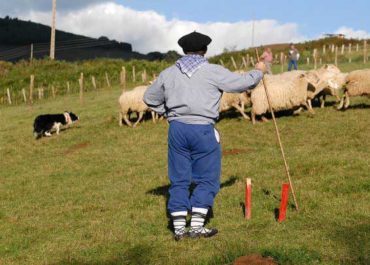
278, 65, 345, 109
250, 73, 313, 124
308, 65, 345, 108
219, 92, 251, 120
118, 86, 155, 127
337, 69, 370, 110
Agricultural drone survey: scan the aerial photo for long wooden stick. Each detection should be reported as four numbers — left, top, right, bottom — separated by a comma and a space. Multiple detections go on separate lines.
255, 48, 299, 211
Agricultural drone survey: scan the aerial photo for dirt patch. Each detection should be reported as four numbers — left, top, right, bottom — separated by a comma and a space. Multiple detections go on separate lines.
233, 255, 278, 265
64, 142, 90, 155
223, 148, 247, 156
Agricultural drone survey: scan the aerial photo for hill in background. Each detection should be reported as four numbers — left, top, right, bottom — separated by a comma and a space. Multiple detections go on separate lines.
0, 16, 180, 62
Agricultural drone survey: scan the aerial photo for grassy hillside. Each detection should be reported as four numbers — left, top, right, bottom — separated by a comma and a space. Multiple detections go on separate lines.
0, 80, 369, 264
1, 52, 370, 106
0, 58, 173, 105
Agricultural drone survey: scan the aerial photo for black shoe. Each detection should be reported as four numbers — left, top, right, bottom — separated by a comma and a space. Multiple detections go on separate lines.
173, 228, 187, 241
188, 227, 218, 239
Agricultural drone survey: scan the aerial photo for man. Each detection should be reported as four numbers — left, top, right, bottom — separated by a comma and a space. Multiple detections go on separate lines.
260, 47, 273, 74
143, 31, 266, 241
288, 43, 300, 71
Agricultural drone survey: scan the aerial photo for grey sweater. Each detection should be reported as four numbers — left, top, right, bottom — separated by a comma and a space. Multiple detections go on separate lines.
143, 63, 263, 124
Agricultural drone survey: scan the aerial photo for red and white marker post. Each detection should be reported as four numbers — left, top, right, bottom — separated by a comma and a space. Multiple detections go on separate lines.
278, 183, 290, 222
245, 178, 252, 220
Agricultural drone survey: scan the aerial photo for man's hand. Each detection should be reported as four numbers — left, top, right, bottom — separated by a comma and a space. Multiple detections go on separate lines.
255, 62, 268, 74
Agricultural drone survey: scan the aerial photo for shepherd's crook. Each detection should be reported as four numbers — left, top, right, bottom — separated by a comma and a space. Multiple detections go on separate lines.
255, 48, 299, 211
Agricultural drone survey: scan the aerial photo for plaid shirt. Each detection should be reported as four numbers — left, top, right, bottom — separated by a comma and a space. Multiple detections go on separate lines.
176, 55, 208, 78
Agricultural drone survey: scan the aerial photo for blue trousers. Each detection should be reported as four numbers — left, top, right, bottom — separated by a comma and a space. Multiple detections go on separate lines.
288, 60, 298, 71
167, 121, 221, 213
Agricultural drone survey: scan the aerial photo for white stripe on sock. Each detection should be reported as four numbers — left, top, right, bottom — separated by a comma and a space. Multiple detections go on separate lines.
192, 207, 208, 215
171, 211, 188, 217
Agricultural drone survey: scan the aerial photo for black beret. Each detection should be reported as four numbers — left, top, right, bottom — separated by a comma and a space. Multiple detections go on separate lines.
178, 31, 212, 53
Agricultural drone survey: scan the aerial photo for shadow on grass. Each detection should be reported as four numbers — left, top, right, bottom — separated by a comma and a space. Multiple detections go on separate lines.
219, 109, 249, 121
238, 188, 296, 221
146, 176, 239, 232
339, 103, 370, 110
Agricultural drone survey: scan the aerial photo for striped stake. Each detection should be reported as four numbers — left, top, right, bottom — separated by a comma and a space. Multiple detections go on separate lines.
278, 183, 290, 222
245, 178, 252, 219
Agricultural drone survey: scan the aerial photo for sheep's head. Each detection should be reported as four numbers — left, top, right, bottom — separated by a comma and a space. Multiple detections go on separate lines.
320, 64, 341, 75
327, 73, 348, 91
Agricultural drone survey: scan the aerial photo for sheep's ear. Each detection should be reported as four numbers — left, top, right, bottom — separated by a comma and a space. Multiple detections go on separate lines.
323, 64, 329, 69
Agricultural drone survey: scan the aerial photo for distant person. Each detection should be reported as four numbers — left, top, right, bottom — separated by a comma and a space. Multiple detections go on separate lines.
144, 31, 266, 241
260, 47, 273, 74
288, 44, 300, 71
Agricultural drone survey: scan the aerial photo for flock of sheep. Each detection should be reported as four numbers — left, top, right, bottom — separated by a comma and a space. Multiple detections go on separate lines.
118, 65, 370, 127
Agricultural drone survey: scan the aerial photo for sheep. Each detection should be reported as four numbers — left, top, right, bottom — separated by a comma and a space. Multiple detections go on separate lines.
118, 86, 155, 127
278, 65, 345, 109
337, 69, 370, 110
219, 92, 251, 120
250, 73, 313, 124
308, 64, 345, 108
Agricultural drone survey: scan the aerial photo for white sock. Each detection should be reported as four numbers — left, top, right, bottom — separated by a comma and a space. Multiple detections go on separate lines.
171, 211, 187, 235
190, 207, 208, 229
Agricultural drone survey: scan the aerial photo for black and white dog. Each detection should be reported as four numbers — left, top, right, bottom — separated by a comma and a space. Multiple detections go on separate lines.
33, 112, 79, 139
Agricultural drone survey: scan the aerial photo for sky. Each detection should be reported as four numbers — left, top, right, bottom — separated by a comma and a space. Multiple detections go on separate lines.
1, 0, 369, 55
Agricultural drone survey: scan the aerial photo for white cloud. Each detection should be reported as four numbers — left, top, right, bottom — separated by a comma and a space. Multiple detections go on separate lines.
335, 26, 370, 39
17, 2, 306, 55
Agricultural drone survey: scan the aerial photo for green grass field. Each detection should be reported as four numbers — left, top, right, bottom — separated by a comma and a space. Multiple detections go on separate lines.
1, 66, 370, 265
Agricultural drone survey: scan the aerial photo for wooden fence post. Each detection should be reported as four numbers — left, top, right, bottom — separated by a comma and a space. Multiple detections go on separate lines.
246, 54, 250, 67
313, 49, 317, 69
6, 88, 12, 105
319, 57, 322, 65
38, 88, 42, 99
306, 57, 310, 66
67, 81, 70, 94
364, 40, 368, 64
335, 46, 338, 66
241, 57, 247, 69
132, 66, 136, 82
22, 88, 27, 103
323, 45, 326, 54
356, 43, 359, 52
30, 43, 33, 62
341, 44, 345, 55
120, 66, 126, 90
51, 85, 56, 99
141, 68, 147, 83
231, 56, 237, 70
219, 59, 225, 67
105, 72, 111, 88
79, 73, 84, 102
29, 74, 34, 104
280, 52, 284, 73
92, 76, 97, 90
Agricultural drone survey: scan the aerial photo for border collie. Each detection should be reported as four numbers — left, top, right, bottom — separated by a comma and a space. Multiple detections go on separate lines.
33, 112, 79, 139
